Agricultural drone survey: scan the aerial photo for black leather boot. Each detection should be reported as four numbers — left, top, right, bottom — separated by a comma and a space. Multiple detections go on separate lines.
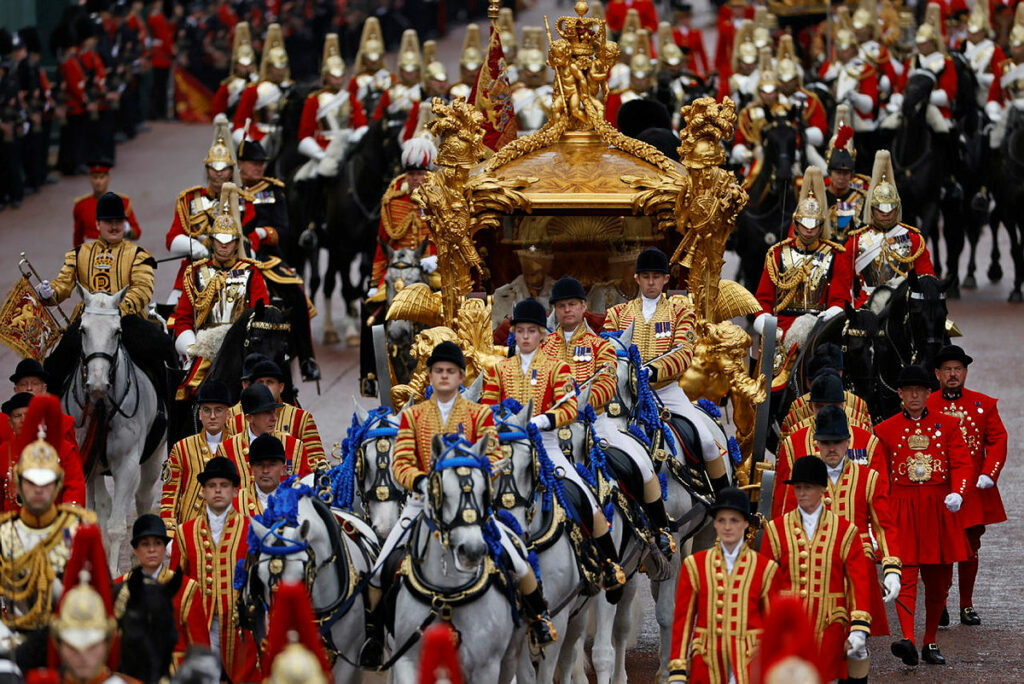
594, 532, 625, 604
643, 498, 677, 558
522, 585, 557, 647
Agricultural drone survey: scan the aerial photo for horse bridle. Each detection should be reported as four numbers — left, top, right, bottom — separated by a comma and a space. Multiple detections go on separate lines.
491, 412, 538, 514
74, 310, 140, 419
359, 414, 405, 505
890, 286, 946, 365
427, 439, 492, 543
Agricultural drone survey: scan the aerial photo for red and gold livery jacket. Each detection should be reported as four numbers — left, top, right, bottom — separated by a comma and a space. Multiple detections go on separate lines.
848, 223, 935, 305
217, 429, 321, 482
73, 193, 143, 248
874, 409, 972, 492
539, 326, 617, 412
48, 239, 155, 317
780, 390, 871, 440
755, 237, 853, 333
481, 354, 578, 428
668, 543, 779, 684
160, 433, 221, 537
233, 485, 267, 518
603, 295, 697, 387
115, 567, 210, 669
298, 87, 368, 151
392, 395, 499, 491
772, 422, 887, 519
173, 258, 270, 337
761, 508, 872, 637
371, 175, 435, 288
225, 403, 325, 464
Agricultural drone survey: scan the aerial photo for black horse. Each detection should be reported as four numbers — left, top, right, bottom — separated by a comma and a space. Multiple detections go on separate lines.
732, 113, 801, 291
117, 568, 182, 683
990, 105, 1024, 302
838, 303, 886, 423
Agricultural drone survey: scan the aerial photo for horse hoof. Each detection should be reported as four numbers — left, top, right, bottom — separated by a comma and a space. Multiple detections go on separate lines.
322, 329, 340, 345
988, 263, 1003, 282
962, 275, 977, 289
1009, 290, 1024, 303
345, 335, 361, 347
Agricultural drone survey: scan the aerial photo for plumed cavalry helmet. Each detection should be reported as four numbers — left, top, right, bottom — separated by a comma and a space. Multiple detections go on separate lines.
232, 22, 256, 68
967, 0, 992, 36
1011, 5, 1024, 47
793, 166, 830, 239
354, 17, 385, 74
423, 40, 448, 82
915, 3, 944, 51
264, 583, 332, 683
852, 0, 879, 37
827, 104, 856, 170
460, 24, 483, 72
259, 23, 290, 81
15, 395, 65, 493
401, 137, 437, 171
752, 6, 774, 49
732, 21, 758, 71
211, 182, 245, 255
630, 30, 653, 79
619, 10, 642, 57
775, 35, 800, 84
497, 8, 517, 56
397, 29, 423, 74
755, 47, 777, 95
518, 28, 547, 74
657, 22, 684, 68
320, 33, 344, 81
834, 7, 858, 51
863, 150, 901, 224
205, 114, 235, 172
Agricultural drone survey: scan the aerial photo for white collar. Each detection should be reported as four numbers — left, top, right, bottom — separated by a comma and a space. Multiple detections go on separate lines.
720, 541, 743, 573
563, 326, 580, 346
205, 430, 222, 445
257, 486, 274, 505
641, 294, 661, 306
519, 349, 537, 375
247, 428, 259, 443
826, 457, 847, 483
436, 394, 457, 423
799, 503, 824, 537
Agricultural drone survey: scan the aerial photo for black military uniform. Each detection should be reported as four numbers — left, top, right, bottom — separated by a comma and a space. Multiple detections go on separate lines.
825, 145, 867, 242
0, 30, 26, 210
15, 27, 54, 193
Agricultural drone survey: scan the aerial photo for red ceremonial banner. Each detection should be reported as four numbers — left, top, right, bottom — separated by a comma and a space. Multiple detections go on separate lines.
173, 66, 214, 124
469, 25, 518, 152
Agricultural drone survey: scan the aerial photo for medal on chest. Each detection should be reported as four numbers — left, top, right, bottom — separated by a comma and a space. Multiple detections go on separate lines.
530, 368, 538, 386
572, 345, 593, 363
654, 321, 672, 339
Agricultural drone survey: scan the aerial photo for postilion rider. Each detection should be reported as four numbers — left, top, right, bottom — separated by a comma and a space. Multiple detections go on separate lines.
360, 341, 557, 667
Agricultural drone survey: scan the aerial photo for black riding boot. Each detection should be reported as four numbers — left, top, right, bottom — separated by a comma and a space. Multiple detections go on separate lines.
522, 584, 557, 648
359, 599, 386, 668
594, 532, 626, 604
643, 498, 677, 559
710, 473, 730, 494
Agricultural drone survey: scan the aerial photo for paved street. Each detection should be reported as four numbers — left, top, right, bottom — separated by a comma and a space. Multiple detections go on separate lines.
1, 1, 1021, 679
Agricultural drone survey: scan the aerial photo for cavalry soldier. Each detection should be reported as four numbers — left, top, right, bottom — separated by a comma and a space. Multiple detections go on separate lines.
225, 358, 324, 463
962, 2, 1004, 109
234, 433, 288, 517
874, 364, 972, 666
218, 384, 319, 484
762, 456, 874, 682
160, 380, 233, 536
401, 41, 452, 142
731, 49, 787, 170
211, 21, 256, 119
605, 29, 656, 127
603, 248, 729, 493
754, 167, 853, 336
895, 5, 957, 136
927, 345, 1007, 627
778, 345, 873, 439
0, 392, 85, 510
348, 18, 392, 115
232, 23, 292, 147
824, 112, 867, 241
0, 394, 95, 670
775, 36, 828, 152
114, 514, 210, 670
367, 138, 439, 298
362, 341, 557, 667
851, 0, 900, 97
655, 23, 695, 129
771, 372, 885, 518
484, 300, 628, 597
984, 6, 1024, 148
236, 139, 321, 381
848, 150, 935, 305
541, 277, 675, 556
719, 20, 758, 107
818, 24, 880, 134
170, 457, 258, 682
667, 488, 779, 684
72, 159, 142, 247
450, 24, 484, 102
670, 2, 709, 77
497, 8, 520, 84
171, 182, 269, 366
512, 27, 553, 136
374, 30, 425, 125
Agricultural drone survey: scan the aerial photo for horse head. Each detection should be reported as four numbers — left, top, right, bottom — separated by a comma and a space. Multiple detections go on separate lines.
603, 322, 640, 418
248, 486, 323, 595
490, 399, 537, 530
841, 302, 881, 401
78, 286, 127, 400
428, 434, 493, 571
902, 71, 937, 121
245, 302, 291, 363
760, 116, 798, 192
118, 568, 182, 682
904, 272, 951, 367
348, 401, 404, 539
383, 242, 426, 302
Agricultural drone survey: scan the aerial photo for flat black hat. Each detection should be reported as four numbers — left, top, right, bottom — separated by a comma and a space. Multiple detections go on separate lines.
241, 353, 271, 381
426, 340, 466, 370
10, 358, 49, 385
897, 364, 935, 389
807, 357, 837, 381
248, 433, 287, 464
810, 372, 845, 404
131, 513, 171, 547
549, 276, 587, 304
511, 298, 547, 328
636, 127, 681, 162
237, 138, 268, 162
240, 384, 283, 415
196, 379, 232, 406
708, 486, 751, 518
814, 404, 850, 441
813, 343, 844, 372
671, 0, 693, 11
785, 455, 828, 488
247, 359, 286, 383
933, 344, 973, 368
197, 456, 241, 486
828, 148, 855, 172
2, 392, 33, 415
96, 192, 128, 221
635, 247, 669, 274
617, 99, 671, 140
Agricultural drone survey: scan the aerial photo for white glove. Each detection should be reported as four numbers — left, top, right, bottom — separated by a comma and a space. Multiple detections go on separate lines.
254, 227, 268, 240
175, 329, 197, 359
985, 100, 1004, 123
944, 492, 963, 512
978, 72, 995, 91
529, 414, 553, 431
883, 572, 901, 603
169, 234, 209, 260
231, 127, 244, 145
366, 287, 379, 299
805, 126, 824, 147
977, 474, 995, 489
819, 305, 843, 322
929, 89, 949, 108
887, 92, 905, 113
849, 91, 873, 114
420, 255, 438, 273
35, 280, 54, 300
752, 312, 771, 336
298, 136, 327, 161
730, 143, 753, 165
350, 125, 369, 145
845, 630, 867, 658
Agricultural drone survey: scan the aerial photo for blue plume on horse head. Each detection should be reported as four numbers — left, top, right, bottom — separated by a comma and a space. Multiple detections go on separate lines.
247, 479, 319, 552
433, 433, 492, 476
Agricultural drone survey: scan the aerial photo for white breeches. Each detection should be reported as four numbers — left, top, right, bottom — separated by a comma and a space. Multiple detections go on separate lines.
538, 429, 600, 514
655, 383, 721, 463
369, 495, 424, 587
496, 521, 532, 582
593, 412, 655, 481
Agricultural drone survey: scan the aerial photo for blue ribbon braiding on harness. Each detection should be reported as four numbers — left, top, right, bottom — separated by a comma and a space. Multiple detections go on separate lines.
659, 472, 669, 501
526, 422, 580, 524
494, 509, 542, 582
232, 559, 247, 591
434, 433, 493, 475
697, 398, 722, 418
727, 436, 742, 465
628, 344, 677, 453
577, 405, 615, 524
330, 407, 398, 509
246, 480, 319, 556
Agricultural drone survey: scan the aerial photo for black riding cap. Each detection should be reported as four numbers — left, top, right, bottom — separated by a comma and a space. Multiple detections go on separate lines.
196, 379, 233, 406
708, 486, 752, 519
813, 343, 844, 372
785, 456, 828, 488
427, 341, 466, 370
933, 344, 973, 368
248, 433, 287, 465
9, 358, 49, 385
247, 359, 286, 383
549, 276, 587, 304
511, 299, 547, 328
635, 247, 670, 274
897, 364, 936, 390
814, 404, 851, 441
197, 456, 241, 487
131, 513, 171, 547
2, 392, 32, 415
810, 372, 845, 404
237, 139, 268, 162
95, 192, 128, 221
240, 384, 283, 415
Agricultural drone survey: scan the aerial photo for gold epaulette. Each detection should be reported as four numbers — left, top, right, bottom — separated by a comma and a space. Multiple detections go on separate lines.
176, 185, 205, 202
57, 503, 98, 524
261, 176, 284, 188
73, 193, 91, 205
0, 511, 18, 525
847, 224, 869, 237
898, 221, 922, 234
381, 175, 409, 205
823, 239, 847, 252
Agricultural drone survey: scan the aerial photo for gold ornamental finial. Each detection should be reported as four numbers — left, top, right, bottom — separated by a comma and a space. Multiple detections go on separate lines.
488, 0, 500, 21
575, 0, 590, 17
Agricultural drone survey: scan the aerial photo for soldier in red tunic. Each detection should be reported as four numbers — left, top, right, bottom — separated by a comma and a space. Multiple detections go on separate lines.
72, 160, 142, 247
927, 345, 1007, 626
874, 364, 972, 666
761, 456, 873, 682
668, 487, 779, 683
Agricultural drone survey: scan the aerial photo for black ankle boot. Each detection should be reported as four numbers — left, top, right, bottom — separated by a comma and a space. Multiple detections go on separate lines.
359, 602, 386, 668
522, 586, 557, 647
643, 498, 676, 558
593, 532, 625, 601
710, 474, 730, 494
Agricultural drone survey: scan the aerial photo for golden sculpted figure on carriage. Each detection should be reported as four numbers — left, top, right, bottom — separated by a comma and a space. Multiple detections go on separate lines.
383, 0, 770, 492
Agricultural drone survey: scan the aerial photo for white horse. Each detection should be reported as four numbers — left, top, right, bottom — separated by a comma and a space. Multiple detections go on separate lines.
389, 434, 521, 683
245, 485, 378, 682
348, 400, 406, 540
64, 288, 164, 572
